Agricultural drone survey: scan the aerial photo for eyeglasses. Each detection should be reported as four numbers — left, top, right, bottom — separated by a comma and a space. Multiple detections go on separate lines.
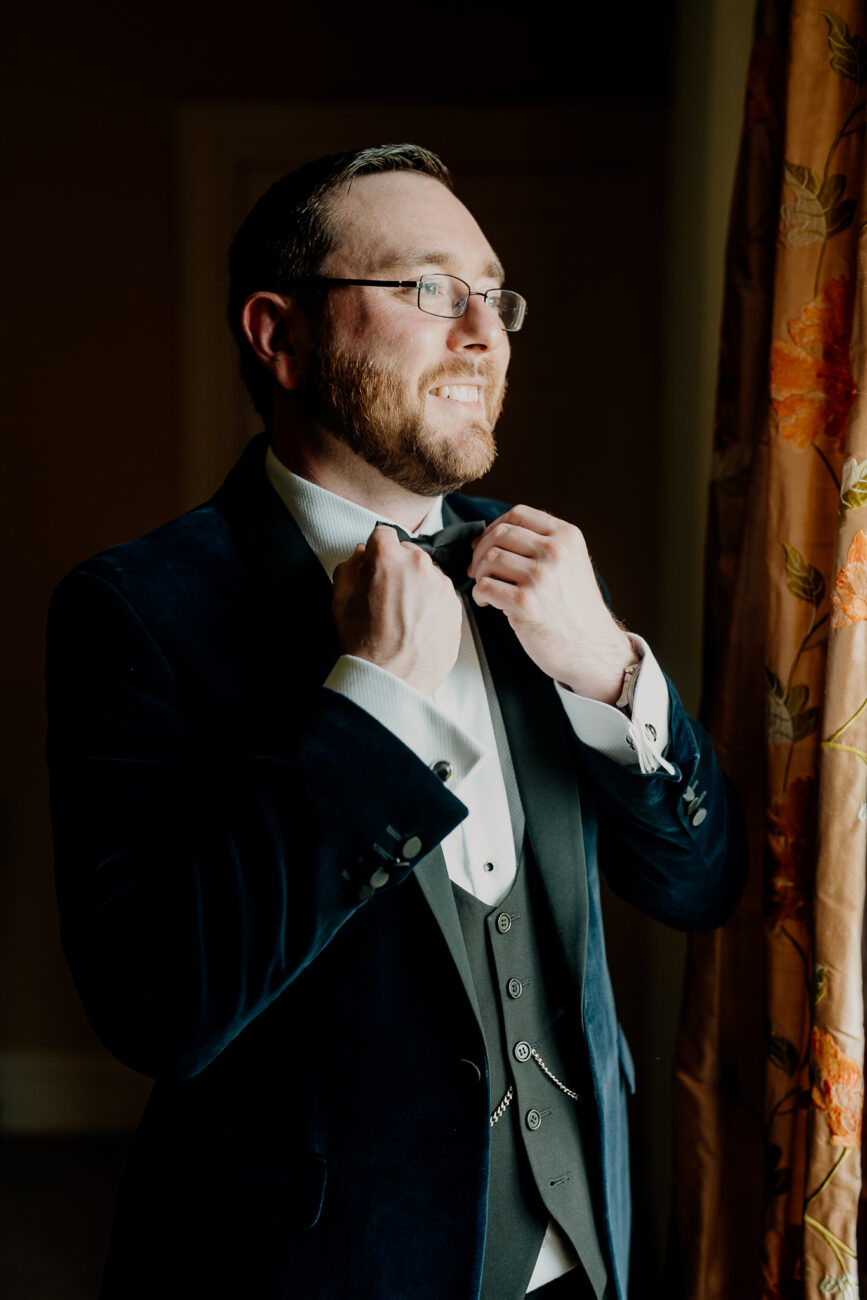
308, 273, 527, 332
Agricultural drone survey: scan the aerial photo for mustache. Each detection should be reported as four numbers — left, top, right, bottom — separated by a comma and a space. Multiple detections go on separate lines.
419, 360, 500, 391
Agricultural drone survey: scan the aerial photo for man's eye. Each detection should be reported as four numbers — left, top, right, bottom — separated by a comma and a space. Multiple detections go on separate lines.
419, 280, 442, 298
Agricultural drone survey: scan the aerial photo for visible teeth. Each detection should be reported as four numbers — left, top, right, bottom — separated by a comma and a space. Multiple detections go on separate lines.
433, 385, 479, 402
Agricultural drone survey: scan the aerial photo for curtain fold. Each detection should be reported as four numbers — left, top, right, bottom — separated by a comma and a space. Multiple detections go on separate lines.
673, 3, 867, 1296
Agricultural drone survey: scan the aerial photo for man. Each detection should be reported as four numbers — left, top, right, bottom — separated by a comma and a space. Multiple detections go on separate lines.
47, 144, 743, 1300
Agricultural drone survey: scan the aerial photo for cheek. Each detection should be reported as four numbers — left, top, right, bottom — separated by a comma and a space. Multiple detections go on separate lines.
335, 298, 434, 355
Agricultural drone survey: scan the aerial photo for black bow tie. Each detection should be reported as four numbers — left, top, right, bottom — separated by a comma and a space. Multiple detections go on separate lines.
377, 520, 486, 593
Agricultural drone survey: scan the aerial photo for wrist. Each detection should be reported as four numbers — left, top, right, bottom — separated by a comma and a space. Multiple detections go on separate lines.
562, 634, 638, 704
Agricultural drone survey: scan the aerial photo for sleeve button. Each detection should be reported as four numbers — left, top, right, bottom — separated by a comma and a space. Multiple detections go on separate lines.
401, 836, 422, 860
431, 760, 453, 782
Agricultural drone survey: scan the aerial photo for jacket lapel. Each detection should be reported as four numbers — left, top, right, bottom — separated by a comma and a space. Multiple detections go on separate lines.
413, 849, 484, 1027
213, 434, 342, 688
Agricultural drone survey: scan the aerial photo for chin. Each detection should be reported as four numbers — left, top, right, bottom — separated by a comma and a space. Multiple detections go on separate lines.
384, 422, 497, 496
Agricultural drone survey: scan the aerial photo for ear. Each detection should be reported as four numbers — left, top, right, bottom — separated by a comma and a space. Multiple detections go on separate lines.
241, 292, 311, 392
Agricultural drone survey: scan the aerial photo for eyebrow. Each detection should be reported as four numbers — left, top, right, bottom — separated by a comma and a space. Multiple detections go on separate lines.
368, 247, 506, 282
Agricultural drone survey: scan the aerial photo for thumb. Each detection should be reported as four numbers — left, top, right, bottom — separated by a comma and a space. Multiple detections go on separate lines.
332, 545, 365, 600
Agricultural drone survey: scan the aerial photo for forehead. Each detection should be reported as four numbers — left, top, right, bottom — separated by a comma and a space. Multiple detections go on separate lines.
322, 171, 502, 278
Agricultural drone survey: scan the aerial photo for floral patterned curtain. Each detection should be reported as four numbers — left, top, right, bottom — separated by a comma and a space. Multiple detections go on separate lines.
672, 3, 867, 1296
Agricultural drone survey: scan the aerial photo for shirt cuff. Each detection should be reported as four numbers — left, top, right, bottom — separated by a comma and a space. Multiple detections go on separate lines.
554, 636, 675, 774
323, 655, 487, 788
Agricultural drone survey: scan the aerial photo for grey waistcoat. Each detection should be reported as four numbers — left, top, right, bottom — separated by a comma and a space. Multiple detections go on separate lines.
453, 847, 608, 1300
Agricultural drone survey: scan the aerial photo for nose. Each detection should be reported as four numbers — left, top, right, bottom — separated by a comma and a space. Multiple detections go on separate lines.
446, 294, 507, 354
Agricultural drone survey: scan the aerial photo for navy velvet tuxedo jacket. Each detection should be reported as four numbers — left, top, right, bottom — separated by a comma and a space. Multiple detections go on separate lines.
47, 435, 744, 1299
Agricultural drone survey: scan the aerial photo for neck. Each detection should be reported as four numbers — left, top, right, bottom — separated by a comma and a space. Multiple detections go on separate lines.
270, 423, 442, 533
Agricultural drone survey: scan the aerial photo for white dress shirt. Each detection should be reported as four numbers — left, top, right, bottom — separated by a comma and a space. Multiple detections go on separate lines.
265, 447, 671, 1290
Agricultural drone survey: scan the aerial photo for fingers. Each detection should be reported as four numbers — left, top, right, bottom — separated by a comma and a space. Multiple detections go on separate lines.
473, 504, 560, 548
471, 545, 538, 589
470, 508, 583, 579
471, 573, 525, 613
365, 523, 402, 554
364, 524, 435, 573
332, 544, 366, 602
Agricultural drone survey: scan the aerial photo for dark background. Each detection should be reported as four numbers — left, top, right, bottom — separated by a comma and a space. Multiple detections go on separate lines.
0, 1, 751, 1294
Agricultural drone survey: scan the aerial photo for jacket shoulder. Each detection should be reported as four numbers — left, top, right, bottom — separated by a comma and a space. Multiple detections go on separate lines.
57, 493, 245, 599
49, 501, 249, 659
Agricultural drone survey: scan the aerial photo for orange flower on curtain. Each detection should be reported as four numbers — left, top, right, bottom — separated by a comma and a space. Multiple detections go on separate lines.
811, 1027, 864, 1149
770, 276, 856, 449
831, 528, 867, 625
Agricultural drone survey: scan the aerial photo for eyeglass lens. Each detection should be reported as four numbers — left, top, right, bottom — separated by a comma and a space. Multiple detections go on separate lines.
418, 275, 525, 331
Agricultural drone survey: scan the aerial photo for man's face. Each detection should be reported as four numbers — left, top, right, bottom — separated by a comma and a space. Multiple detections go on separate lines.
302, 171, 510, 496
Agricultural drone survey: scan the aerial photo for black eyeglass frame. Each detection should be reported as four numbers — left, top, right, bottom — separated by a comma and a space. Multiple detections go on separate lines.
305, 273, 527, 332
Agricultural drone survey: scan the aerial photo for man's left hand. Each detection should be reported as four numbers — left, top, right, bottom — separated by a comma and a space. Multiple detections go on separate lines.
468, 505, 635, 703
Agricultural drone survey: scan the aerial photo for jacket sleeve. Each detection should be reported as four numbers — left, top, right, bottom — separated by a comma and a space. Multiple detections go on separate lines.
571, 675, 746, 932
46, 567, 468, 1082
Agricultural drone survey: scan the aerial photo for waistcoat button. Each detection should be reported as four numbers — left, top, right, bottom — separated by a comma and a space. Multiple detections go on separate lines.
514, 1041, 531, 1062
431, 760, 453, 782
507, 978, 523, 999
526, 1109, 542, 1131
496, 913, 512, 934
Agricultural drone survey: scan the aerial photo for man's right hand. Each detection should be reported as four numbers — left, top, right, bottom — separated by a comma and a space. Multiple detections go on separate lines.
332, 525, 463, 696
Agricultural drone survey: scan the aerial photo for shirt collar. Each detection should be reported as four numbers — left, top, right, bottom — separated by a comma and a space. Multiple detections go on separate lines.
265, 445, 444, 579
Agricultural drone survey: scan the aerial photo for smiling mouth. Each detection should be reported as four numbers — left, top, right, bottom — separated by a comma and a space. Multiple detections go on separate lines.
430, 384, 480, 403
